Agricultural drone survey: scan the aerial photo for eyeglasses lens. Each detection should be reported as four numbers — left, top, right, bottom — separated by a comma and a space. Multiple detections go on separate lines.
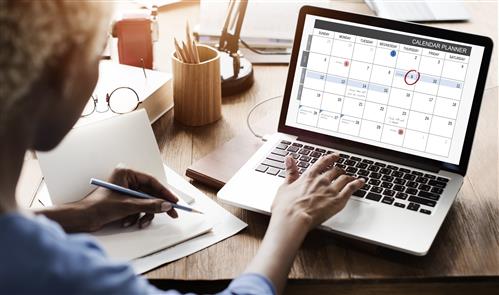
108, 88, 139, 114
81, 97, 96, 117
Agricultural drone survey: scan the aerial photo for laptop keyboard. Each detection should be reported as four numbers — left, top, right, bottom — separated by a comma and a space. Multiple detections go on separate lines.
255, 140, 450, 216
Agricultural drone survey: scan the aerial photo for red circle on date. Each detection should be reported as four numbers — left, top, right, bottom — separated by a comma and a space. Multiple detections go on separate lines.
404, 69, 420, 85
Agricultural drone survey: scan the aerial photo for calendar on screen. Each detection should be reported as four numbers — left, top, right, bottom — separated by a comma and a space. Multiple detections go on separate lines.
286, 16, 485, 165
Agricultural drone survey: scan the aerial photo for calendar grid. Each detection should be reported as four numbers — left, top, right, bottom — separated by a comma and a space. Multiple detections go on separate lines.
380, 39, 401, 147
400, 44, 424, 149
423, 48, 447, 153
320, 34, 334, 117
445, 53, 470, 145
300, 82, 465, 131
296, 23, 471, 158
358, 39, 379, 139
301, 67, 464, 117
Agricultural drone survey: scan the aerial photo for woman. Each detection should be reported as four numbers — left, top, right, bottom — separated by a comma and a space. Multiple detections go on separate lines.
0, 1, 364, 294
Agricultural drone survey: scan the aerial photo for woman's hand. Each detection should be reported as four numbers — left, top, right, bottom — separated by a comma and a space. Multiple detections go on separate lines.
38, 168, 179, 233
272, 153, 365, 231
244, 153, 364, 294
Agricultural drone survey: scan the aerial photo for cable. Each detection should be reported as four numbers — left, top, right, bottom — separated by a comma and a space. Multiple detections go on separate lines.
240, 39, 290, 55
246, 94, 282, 141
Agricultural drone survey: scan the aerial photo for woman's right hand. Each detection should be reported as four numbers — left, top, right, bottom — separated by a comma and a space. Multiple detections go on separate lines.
271, 153, 365, 231
246, 154, 364, 294
243, 153, 366, 294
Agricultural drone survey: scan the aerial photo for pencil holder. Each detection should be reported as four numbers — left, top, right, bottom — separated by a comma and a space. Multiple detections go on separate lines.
172, 44, 222, 126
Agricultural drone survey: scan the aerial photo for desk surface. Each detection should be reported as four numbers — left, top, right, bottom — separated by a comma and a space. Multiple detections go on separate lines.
145, 0, 498, 291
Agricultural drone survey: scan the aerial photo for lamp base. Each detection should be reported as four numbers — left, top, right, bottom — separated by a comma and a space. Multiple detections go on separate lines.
219, 51, 254, 97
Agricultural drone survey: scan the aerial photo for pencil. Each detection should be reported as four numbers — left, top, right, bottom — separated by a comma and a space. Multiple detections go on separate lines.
192, 40, 200, 63
182, 41, 193, 63
174, 38, 187, 63
90, 178, 204, 214
185, 21, 197, 64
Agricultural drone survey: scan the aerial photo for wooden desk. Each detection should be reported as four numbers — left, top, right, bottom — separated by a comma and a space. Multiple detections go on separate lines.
146, 1, 498, 294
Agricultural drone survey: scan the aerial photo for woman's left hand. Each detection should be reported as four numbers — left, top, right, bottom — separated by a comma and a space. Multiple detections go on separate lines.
39, 168, 179, 232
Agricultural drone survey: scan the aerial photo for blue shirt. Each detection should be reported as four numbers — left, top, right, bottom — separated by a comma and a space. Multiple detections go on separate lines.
0, 212, 275, 295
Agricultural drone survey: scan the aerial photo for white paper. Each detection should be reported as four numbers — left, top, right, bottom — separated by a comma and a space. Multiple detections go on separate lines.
199, 0, 332, 41
33, 107, 247, 273
131, 164, 248, 274
36, 110, 193, 205
32, 163, 247, 274
92, 203, 212, 261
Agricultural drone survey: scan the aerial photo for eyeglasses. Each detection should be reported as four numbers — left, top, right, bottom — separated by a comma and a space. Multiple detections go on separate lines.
81, 87, 141, 117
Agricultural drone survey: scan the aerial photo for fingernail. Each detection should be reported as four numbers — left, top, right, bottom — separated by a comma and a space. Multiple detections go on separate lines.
116, 162, 128, 169
161, 202, 172, 212
285, 157, 292, 168
123, 221, 131, 227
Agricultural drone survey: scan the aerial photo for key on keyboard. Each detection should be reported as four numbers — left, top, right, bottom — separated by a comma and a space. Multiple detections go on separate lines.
256, 140, 449, 216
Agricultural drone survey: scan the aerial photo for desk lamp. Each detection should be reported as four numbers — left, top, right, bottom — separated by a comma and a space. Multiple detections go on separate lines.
217, 0, 254, 96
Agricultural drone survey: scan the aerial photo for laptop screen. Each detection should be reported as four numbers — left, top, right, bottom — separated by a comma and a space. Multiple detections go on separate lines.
285, 14, 486, 165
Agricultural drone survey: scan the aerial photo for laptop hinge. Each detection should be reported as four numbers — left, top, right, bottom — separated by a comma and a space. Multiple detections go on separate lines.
297, 136, 441, 173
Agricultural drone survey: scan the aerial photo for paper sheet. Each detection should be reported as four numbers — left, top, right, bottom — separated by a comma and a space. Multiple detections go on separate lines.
93, 206, 212, 261
199, 0, 332, 41
36, 110, 193, 205
131, 164, 247, 274
33, 164, 247, 273
33, 109, 247, 273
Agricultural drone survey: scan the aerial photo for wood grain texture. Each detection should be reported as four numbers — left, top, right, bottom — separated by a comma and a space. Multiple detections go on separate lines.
149, 280, 499, 295
172, 45, 222, 126
142, 0, 499, 291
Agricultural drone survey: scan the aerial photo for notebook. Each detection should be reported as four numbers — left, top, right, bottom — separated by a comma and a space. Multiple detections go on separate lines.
93, 209, 211, 261
36, 110, 208, 261
37, 109, 192, 204
186, 134, 263, 189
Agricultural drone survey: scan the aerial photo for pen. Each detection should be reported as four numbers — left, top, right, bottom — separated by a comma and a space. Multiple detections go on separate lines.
90, 178, 203, 214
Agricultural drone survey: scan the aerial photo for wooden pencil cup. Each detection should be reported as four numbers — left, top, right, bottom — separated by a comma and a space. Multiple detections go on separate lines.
172, 44, 222, 126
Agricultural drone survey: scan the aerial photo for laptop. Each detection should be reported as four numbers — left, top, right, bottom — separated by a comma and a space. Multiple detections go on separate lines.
217, 6, 493, 255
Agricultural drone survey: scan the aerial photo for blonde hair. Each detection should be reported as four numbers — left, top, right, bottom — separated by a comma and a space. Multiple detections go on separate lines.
0, 0, 111, 132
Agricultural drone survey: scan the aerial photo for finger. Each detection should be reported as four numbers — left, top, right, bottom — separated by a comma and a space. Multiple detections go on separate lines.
128, 170, 179, 203
329, 174, 356, 192
285, 156, 300, 184
306, 153, 340, 178
339, 178, 366, 199
122, 213, 140, 228
138, 213, 155, 229
331, 178, 366, 212
167, 208, 178, 219
320, 166, 345, 183
128, 198, 173, 214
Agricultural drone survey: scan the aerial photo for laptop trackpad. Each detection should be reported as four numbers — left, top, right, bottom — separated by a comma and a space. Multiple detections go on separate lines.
323, 199, 377, 232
